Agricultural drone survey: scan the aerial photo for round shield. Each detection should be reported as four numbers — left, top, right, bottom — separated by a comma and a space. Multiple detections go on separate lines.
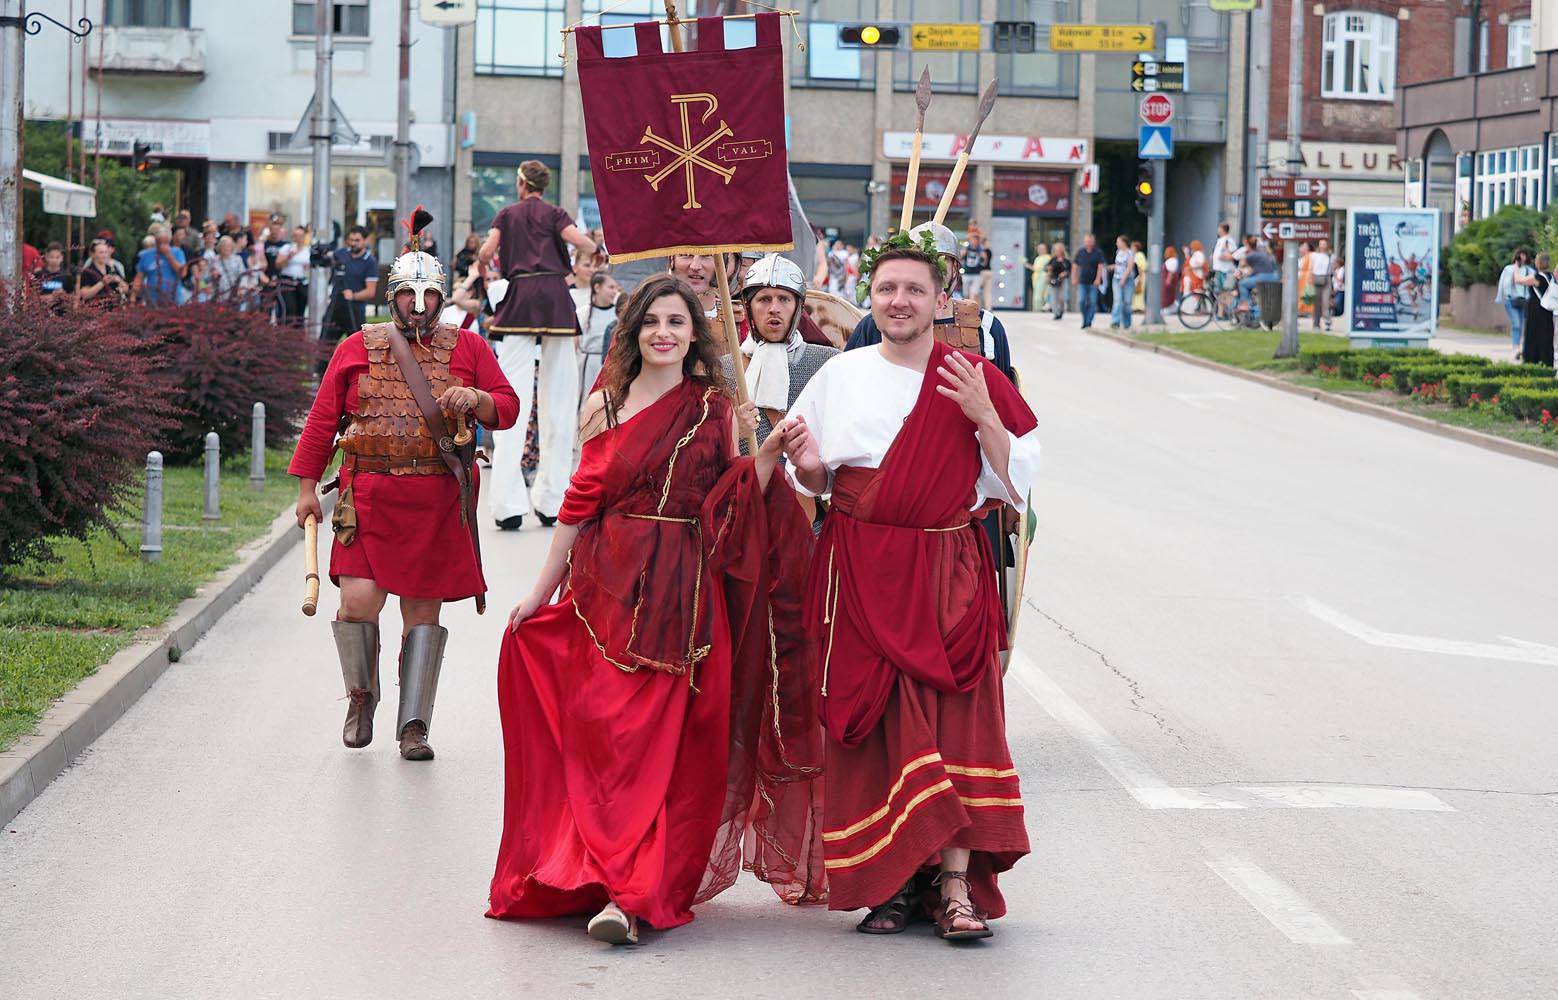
803, 289, 863, 350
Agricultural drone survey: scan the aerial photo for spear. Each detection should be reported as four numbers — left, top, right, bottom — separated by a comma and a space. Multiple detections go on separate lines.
899, 68, 932, 233
933, 80, 999, 228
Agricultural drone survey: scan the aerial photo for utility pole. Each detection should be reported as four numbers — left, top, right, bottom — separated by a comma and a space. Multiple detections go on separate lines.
393, 0, 412, 236
0, 0, 25, 296
1275, 0, 1304, 358
1247, 2, 1270, 238
1144, 21, 1166, 327
308, 0, 334, 341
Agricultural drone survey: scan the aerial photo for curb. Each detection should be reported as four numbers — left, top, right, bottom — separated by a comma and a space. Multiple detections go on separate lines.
1086, 328, 1558, 472
0, 504, 304, 828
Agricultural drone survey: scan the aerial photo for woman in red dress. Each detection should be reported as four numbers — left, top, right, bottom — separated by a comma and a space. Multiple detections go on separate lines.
487, 275, 825, 944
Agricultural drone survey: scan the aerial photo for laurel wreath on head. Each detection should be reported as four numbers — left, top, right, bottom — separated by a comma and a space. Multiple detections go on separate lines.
853, 229, 950, 305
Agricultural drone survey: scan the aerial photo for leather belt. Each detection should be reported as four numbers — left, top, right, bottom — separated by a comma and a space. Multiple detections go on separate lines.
346, 454, 454, 475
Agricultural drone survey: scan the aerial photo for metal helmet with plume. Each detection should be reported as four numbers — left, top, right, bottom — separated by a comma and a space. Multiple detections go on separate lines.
387, 205, 447, 331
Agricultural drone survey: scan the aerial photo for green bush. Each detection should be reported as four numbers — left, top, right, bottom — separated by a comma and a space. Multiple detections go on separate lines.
1334, 348, 1438, 380
1476, 362, 1555, 379
1299, 347, 1354, 372
1443, 204, 1547, 289
1443, 373, 1557, 407
1496, 386, 1558, 420
1389, 360, 1490, 395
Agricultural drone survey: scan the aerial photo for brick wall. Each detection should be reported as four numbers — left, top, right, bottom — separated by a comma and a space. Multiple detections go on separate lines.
1269, 0, 1459, 145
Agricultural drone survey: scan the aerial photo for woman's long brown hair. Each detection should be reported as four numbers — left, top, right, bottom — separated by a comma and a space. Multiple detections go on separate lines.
598, 274, 727, 423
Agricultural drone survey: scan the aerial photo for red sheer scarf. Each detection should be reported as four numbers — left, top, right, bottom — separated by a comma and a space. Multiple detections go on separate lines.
806, 340, 1037, 747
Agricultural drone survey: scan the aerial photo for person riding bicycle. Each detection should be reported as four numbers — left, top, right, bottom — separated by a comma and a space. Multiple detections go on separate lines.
1236, 242, 1280, 314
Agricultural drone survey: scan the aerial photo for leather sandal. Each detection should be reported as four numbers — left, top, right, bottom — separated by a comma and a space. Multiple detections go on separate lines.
933, 871, 993, 942
856, 880, 916, 935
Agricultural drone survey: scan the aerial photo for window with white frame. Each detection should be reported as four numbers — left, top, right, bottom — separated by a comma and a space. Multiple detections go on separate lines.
292, 0, 369, 37
1321, 11, 1396, 101
1508, 19, 1534, 69
1475, 145, 1542, 219
475, 0, 565, 77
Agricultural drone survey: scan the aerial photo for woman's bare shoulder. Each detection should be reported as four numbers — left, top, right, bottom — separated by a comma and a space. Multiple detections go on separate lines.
579, 390, 609, 443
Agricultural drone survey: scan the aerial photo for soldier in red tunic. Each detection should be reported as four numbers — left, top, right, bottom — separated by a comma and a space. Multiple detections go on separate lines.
291, 210, 521, 761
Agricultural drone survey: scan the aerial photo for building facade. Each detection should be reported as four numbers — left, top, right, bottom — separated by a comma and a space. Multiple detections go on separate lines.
1395, 1, 1553, 238
23, 0, 458, 254
453, 0, 1249, 310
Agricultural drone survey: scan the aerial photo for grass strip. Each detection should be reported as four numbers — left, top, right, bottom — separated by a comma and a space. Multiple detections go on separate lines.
0, 450, 297, 751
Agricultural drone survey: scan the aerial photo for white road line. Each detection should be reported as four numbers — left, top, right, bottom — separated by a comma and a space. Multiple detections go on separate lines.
1203, 852, 1354, 946
1007, 650, 1454, 812
1007, 650, 1243, 809
1351, 991, 1425, 1000
1303, 595, 1558, 667
1170, 391, 1239, 409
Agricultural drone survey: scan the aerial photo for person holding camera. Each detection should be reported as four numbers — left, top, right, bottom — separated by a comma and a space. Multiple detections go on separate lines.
76, 238, 128, 311
323, 225, 379, 345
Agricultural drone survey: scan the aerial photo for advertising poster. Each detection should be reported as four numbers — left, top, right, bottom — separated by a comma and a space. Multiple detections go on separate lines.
1343, 207, 1441, 347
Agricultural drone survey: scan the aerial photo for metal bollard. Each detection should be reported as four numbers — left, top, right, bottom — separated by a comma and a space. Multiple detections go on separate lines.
140, 451, 163, 563
249, 402, 266, 492
203, 431, 221, 521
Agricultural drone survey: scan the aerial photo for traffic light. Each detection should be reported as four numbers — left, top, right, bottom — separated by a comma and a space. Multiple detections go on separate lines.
132, 141, 152, 173
1134, 163, 1154, 215
838, 24, 900, 48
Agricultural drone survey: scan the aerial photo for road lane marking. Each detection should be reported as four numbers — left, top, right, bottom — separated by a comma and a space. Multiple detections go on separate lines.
1007, 650, 1244, 809
1204, 852, 1353, 946
1351, 991, 1425, 1000
1007, 650, 1454, 811
1302, 595, 1558, 667
1170, 391, 1239, 409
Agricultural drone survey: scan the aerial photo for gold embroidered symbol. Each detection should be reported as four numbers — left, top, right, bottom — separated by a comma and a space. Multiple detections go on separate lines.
606, 92, 773, 210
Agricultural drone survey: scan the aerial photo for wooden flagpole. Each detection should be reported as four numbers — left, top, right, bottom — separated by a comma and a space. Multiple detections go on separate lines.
663, 3, 760, 455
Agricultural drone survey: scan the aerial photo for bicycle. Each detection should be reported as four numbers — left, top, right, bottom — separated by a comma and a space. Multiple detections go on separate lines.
1175, 287, 1237, 330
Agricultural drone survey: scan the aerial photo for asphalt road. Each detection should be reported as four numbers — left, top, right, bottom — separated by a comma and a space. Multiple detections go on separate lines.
4, 311, 1556, 999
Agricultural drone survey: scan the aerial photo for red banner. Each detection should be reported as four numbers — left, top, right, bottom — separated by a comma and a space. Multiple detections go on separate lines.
576, 14, 792, 263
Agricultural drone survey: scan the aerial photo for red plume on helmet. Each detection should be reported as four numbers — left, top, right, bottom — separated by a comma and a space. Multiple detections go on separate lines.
401, 205, 434, 252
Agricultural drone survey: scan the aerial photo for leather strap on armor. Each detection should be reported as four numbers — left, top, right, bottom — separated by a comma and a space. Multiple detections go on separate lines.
382, 325, 488, 615
337, 324, 462, 471
936, 299, 983, 352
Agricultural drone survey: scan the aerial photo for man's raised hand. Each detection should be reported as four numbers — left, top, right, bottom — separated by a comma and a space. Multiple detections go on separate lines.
935, 351, 998, 426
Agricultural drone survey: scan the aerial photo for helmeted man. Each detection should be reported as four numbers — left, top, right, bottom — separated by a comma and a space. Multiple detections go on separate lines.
291, 209, 520, 761
718, 253, 839, 450
479, 160, 597, 530
776, 232, 1041, 941
846, 223, 1013, 381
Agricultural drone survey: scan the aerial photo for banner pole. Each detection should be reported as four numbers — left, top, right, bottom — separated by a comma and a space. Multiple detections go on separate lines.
713, 254, 760, 455
663, 0, 683, 51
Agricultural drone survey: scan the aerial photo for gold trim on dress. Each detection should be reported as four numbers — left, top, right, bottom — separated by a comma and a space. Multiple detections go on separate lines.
821, 751, 943, 842
942, 764, 1020, 779
823, 779, 956, 870
957, 794, 1025, 808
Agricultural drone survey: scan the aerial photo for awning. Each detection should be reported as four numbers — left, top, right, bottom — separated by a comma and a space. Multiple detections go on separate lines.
21, 169, 98, 218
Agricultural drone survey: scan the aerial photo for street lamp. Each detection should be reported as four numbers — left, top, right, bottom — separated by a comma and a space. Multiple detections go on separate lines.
1, 5, 95, 297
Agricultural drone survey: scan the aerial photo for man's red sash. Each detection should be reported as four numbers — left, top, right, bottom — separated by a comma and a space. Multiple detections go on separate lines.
805, 340, 1037, 746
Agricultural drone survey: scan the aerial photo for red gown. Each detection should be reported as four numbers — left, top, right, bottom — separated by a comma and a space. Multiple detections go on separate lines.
288, 327, 520, 600
487, 378, 824, 931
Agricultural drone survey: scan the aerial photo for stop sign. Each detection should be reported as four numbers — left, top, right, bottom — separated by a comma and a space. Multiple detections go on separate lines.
1139, 93, 1174, 126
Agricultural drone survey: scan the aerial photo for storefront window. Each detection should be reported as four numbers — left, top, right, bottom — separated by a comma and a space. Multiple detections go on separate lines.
243, 162, 394, 244
891, 165, 970, 232
470, 157, 558, 231
793, 171, 871, 248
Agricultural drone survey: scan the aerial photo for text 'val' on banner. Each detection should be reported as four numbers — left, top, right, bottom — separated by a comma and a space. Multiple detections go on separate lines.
576, 13, 793, 263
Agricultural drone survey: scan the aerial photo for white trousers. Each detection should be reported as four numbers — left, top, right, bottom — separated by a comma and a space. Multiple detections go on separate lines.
490, 335, 580, 521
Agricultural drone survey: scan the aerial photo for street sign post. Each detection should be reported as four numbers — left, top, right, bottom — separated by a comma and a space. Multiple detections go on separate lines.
1260, 175, 1329, 222
1261, 219, 1330, 243
1138, 125, 1173, 159
1130, 60, 1185, 93
910, 23, 981, 50
1049, 24, 1155, 52
1139, 93, 1174, 126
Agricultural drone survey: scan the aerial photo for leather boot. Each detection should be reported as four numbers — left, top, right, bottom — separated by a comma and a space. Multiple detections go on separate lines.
397, 624, 448, 761
332, 619, 380, 748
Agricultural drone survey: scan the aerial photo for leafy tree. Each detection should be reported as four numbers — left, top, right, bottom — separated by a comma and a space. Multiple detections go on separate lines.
21, 120, 177, 259
1443, 204, 1545, 288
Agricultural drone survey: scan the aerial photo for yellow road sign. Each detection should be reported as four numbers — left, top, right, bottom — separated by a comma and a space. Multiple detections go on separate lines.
1209, 0, 1258, 10
1049, 24, 1155, 52
910, 23, 982, 51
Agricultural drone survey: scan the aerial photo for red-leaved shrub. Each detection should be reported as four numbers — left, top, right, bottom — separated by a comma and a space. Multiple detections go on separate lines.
105, 302, 319, 463
0, 296, 180, 569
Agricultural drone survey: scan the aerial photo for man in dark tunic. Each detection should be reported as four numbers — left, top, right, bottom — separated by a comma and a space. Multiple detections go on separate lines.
477, 160, 597, 530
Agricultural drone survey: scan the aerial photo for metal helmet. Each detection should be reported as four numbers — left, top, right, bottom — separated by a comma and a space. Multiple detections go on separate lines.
908, 222, 959, 259
387, 206, 446, 330
740, 252, 807, 337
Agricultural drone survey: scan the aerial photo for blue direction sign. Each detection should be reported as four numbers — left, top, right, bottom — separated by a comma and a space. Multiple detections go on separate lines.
1138, 124, 1173, 159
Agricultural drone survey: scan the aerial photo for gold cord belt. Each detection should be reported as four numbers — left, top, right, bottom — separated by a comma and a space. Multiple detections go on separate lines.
623, 513, 697, 524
